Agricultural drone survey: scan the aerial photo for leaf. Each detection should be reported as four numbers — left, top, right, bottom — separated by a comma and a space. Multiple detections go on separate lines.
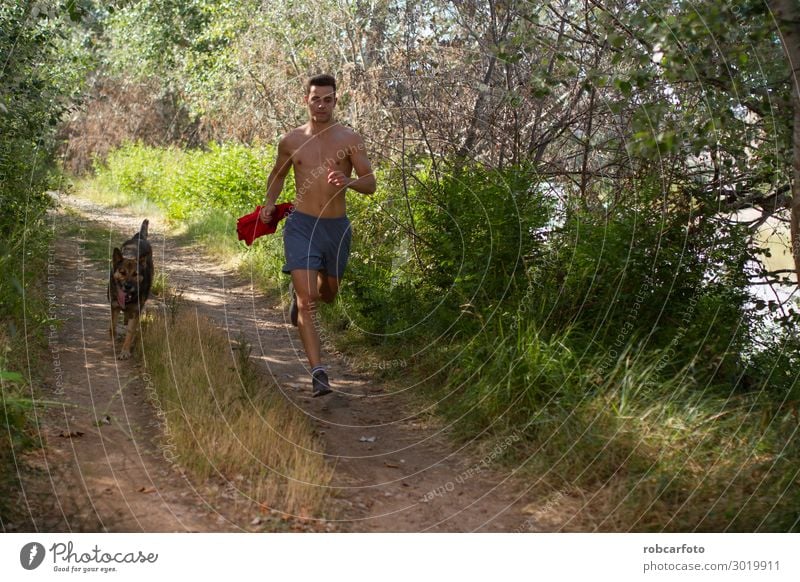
614, 78, 632, 97
66, 0, 83, 23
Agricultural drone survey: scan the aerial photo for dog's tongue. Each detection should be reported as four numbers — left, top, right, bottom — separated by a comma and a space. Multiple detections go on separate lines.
117, 288, 127, 306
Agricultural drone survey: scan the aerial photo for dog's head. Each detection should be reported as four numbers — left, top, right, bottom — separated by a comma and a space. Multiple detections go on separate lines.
112, 247, 147, 306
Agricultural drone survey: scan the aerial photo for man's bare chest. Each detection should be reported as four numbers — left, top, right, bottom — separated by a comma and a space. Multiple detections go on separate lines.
291, 138, 352, 172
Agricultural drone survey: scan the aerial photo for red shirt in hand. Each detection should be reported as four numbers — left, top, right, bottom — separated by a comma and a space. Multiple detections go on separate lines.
236, 203, 295, 246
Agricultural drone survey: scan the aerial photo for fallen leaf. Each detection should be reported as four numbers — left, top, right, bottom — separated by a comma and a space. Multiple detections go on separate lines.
384, 462, 399, 468
58, 430, 84, 439
138, 487, 156, 494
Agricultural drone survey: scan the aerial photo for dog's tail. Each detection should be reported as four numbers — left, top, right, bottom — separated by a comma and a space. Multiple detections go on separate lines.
138, 219, 149, 241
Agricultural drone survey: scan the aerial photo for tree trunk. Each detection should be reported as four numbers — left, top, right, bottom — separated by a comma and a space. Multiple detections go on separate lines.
770, 0, 800, 286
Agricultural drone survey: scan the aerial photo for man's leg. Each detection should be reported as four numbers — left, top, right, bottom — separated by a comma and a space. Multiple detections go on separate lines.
292, 269, 341, 397
318, 272, 340, 304
291, 269, 323, 368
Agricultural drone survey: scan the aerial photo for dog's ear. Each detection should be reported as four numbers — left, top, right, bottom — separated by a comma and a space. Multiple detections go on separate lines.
113, 247, 123, 265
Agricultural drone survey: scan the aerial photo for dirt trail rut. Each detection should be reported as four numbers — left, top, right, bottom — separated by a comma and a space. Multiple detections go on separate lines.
22, 193, 539, 532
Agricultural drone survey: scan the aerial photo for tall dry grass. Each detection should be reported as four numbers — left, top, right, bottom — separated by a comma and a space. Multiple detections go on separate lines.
141, 308, 332, 518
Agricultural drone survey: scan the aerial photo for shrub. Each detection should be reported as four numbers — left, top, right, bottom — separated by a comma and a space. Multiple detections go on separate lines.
95, 141, 276, 220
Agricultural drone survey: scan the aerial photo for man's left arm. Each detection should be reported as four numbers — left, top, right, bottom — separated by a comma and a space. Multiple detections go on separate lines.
327, 135, 376, 194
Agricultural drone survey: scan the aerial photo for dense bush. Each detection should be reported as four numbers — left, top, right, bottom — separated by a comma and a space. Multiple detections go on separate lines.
530, 205, 755, 381
1, 4, 60, 250
1, 3, 87, 527
338, 167, 761, 387
95, 141, 275, 219
333, 165, 553, 341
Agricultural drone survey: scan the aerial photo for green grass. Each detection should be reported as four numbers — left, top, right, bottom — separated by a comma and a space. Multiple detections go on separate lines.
91, 141, 274, 222
68, 175, 163, 223
0, 368, 36, 526
436, 319, 800, 531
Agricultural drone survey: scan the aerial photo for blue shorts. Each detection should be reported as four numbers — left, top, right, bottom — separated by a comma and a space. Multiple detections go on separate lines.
282, 210, 352, 279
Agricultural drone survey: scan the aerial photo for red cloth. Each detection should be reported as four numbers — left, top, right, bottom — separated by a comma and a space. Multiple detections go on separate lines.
236, 203, 294, 246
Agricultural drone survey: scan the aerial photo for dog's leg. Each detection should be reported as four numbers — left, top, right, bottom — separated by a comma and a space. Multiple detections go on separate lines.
119, 312, 138, 360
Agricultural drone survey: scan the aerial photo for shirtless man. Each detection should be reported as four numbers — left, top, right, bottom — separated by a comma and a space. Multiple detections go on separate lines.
260, 74, 376, 397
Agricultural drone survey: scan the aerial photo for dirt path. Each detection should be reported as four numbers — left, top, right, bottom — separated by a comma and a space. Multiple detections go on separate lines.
17, 206, 245, 532
21, 193, 539, 532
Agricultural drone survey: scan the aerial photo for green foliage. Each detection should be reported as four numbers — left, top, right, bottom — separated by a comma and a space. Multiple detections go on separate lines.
104, 0, 256, 116
337, 165, 763, 397
1, 5, 87, 521
612, 0, 792, 219
440, 317, 800, 531
431, 177, 766, 432
335, 165, 553, 339
1, 5, 102, 525
82, 132, 799, 530
0, 4, 60, 237
1, 2, 89, 319
0, 369, 34, 452
531, 204, 755, 379
747, 327, 800, 404
0, 366, 36, 524
328, 161, 796, 530
95, 141, 276, 219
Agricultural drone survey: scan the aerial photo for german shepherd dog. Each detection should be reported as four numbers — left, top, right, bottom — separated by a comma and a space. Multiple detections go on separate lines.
108, 219, 153, 359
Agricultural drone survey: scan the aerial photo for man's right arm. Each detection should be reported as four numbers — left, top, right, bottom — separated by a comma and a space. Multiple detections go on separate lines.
260, 136, 292, 223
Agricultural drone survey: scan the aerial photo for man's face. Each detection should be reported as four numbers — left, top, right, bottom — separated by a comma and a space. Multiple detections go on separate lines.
305, 84, 336, 123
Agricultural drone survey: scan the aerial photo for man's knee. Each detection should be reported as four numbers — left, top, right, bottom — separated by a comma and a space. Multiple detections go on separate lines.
296, 290, 320, 313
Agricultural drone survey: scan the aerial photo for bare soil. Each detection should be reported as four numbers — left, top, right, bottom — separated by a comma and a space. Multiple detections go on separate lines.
11, 193, 544, 532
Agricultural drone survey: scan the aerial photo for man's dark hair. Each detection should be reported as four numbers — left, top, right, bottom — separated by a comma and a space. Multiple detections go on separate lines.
306, 74, 336, 95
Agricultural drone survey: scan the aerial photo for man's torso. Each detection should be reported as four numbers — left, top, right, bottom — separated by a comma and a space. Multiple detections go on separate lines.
287, 123, 357, 218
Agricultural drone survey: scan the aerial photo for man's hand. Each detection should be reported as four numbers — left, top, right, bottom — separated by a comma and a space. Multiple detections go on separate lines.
260, 203, 277, 224
327, 168, 353, 189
